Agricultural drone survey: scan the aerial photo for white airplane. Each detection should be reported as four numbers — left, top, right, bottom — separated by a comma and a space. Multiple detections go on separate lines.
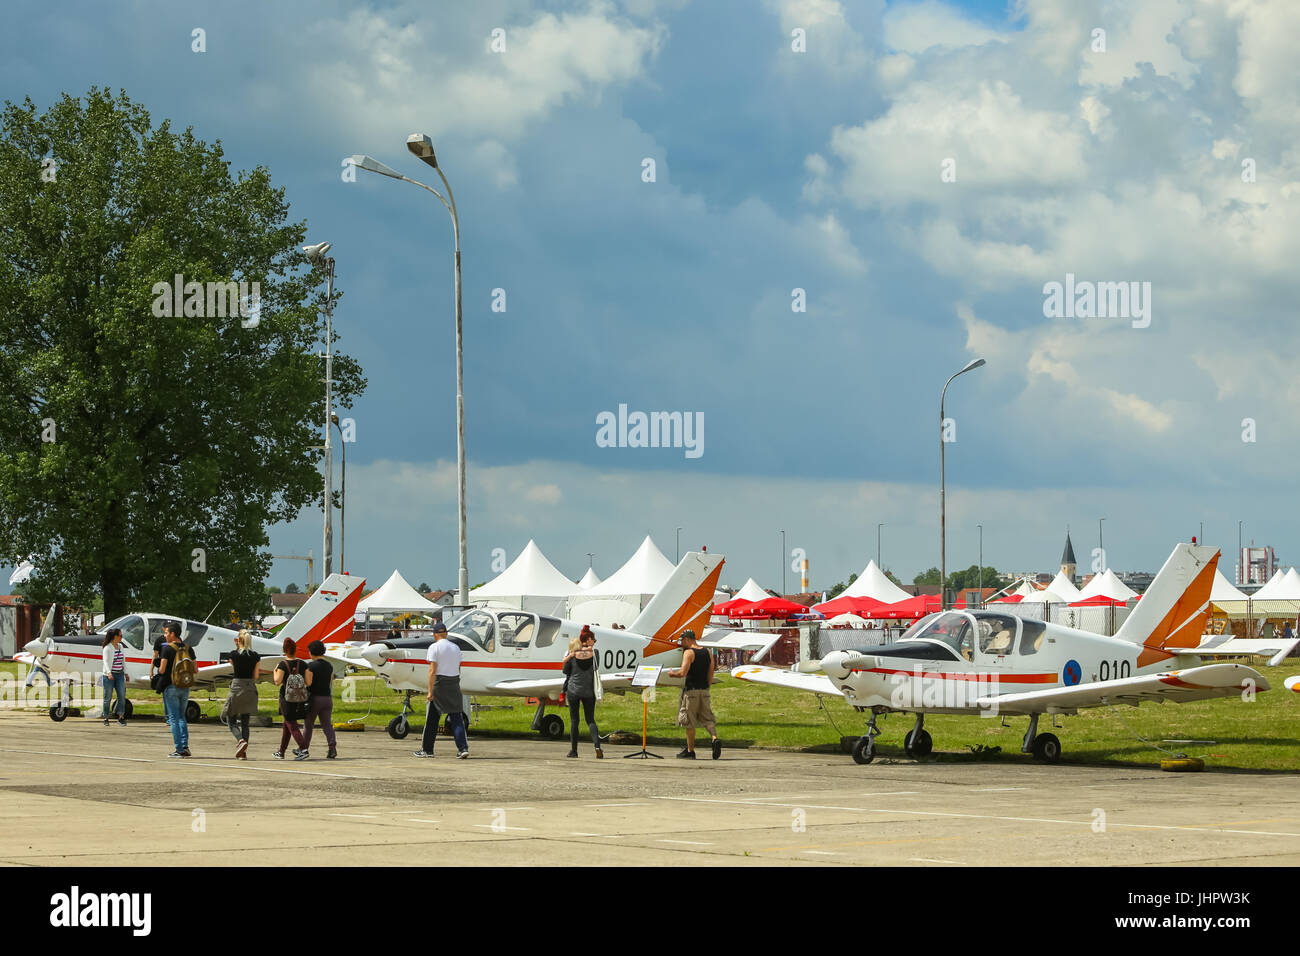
16, 573, 366, 723
733, 543, 1270, 765
337, 551, 733, 739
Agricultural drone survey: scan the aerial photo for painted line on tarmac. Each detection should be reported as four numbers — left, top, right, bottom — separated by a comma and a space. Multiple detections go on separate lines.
653, 796, 1300, 838
804, 850, 840, 856
658, 839, 713, 846
972, 787, 1026, 792
0, 747, 152, 763
408, 819, 442, 824
329, 813, 381, 819
472, 824, 531, 832
584, 802, 651, 808
911, 858, 968, 865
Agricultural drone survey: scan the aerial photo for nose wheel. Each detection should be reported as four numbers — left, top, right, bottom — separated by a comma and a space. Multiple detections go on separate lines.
851, 711, 883, 765
388, 691, 416, 738
1022, 714, 1062, 763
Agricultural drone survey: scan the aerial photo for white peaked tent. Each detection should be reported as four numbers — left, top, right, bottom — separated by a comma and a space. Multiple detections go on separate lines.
471, 540, 577, 615
1209, 570, 1249, 604
1250, 567, 1300, 600
1046, 571, 1083, 602
731, 578, 771, 603
1077, 569, 1138, 603
357, 570, 443, 614
575, 567, 602, 590
840, 560, 911, 604
568, 536, 676, 627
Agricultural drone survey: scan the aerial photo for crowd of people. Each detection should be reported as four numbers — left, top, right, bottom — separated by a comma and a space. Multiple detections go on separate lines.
99, 620, 723, 762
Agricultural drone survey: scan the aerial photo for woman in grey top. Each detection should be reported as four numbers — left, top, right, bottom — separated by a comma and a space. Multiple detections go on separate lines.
563, 626, 602, 758
225, 629, 261, 759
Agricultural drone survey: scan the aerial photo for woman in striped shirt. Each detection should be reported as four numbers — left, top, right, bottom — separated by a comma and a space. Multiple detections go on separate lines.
100, 628, 128, 726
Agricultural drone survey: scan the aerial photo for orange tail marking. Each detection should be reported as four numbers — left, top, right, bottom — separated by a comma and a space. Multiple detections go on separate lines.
644, 559, 725, 659
1135, 551, 1218, 668
292, 585, 365, 658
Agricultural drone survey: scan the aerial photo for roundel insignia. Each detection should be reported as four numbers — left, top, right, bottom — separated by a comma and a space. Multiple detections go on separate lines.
1063, 660, 1082, 686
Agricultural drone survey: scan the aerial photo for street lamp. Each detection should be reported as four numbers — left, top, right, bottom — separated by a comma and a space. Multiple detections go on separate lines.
1099, 517, 1105, 572
676, 527, 682, 564
1238, 520, 1243, 584
303, 241, 335, 578
977, 523, 983, 608
350, 137, 468, 605
331, 413, 346, 573
940, 358, 985, 610
780, 530, 786, 597
877, 523, 882, 567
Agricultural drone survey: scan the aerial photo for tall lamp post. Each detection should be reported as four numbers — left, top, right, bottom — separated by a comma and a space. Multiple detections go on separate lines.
780, 530, 786, 597
1238, 520, 1243, 584
940, 358, 985, 610
350, 136, 468, 605
676, 527, 682, 563
331, 414, 346, 572
977, 523, 983, 608
304, 241, 335, 578
877, 523, 882, 567
1099, 517, 1105, 573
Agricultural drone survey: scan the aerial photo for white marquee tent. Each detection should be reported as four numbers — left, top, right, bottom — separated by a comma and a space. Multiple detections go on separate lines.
357, 570, 443, 615
1045, 571, 1083, 602
839, 560, 911, 604
1249, 567, 1300, 600
1209, 570, 1249, 604
470, 540, 577, 615
1077, 569, 1138, 603
575, 567, 602, 591
729, 578, 771, 603
568, 535, 676, 627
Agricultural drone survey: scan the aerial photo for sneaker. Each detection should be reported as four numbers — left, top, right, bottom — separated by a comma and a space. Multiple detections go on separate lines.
412, 750, 433, 758
595, 748, 604, 759
103, 718, 110, 726
675, 748, 696, 759
457, 750, 470, 759
295, 750, 310, 761
566, 750, 578, 758
272, 751, 284, 760
235, 739, 248, 758
326, 749, 337, 759
117, 717, 127, 726
292, 748, 302, 756
168, 751, 183, 758
180, 749, 192, 758
712, 738, 722, 760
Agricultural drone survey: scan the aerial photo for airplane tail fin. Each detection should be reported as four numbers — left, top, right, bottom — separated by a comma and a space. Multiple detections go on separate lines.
629, 551, 725, 656
277, 573, 366, 658
1114, 543, 1218, 665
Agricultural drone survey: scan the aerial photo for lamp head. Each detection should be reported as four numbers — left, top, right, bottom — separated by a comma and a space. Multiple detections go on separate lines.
962, 358, 987, 373
406, 133, 438, 169
302, 241, 332, 262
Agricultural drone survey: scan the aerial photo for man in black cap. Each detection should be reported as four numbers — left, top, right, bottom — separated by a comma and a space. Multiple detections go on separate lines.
665, 629, 721, 759
413, 622, 469, 758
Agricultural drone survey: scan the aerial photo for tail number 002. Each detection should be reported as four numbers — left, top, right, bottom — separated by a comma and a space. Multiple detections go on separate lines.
602, 649, 637, 670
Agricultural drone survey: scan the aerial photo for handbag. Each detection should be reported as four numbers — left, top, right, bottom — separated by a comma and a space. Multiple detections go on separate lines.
593, 659, 604, 701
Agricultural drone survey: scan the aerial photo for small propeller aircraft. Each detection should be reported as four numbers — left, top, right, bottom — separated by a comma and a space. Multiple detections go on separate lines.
16, 573, 366, 723
733, 543, 1270, 764
337, 551, 736, 739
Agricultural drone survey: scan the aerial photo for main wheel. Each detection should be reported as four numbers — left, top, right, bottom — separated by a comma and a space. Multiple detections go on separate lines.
1031, 732, 1061, 763
851, 735, 875, 765
122, 699, 133, 718
387, 716, 410, 739
185, 700, 201, 722
539, 713, 565, 739
904, 728, 933, 757
49, 703, 68, 722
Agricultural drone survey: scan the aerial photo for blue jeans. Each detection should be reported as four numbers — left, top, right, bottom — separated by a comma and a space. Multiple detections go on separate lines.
102, 673, 126, 718
162, 686, 190, 751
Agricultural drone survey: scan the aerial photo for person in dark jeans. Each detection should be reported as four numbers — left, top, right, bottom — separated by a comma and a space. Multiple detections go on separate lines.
301, 640, 337, 759
226, 630, 261, 759
413, 623, 469, 758
272, 637, 308, 759
562, 626, 602, 758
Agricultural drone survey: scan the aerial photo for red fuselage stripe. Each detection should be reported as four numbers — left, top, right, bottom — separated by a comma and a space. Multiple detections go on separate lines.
857, 666, 1058, 684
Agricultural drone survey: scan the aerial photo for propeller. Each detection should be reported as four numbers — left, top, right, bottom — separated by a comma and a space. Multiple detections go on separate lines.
818, 650, 877, 680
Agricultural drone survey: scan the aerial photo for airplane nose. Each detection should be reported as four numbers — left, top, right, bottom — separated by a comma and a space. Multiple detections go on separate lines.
25, 639, 49, 660
359, 643, 388, 667
818, 651, 853, 679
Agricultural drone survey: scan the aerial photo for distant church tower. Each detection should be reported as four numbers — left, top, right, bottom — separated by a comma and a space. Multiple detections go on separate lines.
1061, 532, 1077, 583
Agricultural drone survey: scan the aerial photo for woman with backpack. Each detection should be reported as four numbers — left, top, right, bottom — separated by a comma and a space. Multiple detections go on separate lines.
225, 629, 261, 759
272, 637, 309, 759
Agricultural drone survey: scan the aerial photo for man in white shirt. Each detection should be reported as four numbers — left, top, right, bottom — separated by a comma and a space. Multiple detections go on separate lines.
413, 623, 469, 758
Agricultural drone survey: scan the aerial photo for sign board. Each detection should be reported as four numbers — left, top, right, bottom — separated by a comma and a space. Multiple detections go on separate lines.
630, 664, 662, 688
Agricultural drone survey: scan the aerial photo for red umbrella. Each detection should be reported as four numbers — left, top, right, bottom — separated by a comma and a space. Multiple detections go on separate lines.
989, 593, 1024, 604
812, 594, 887, 617
1067, 594, 1128, 607
731, 596, 809, 619
712, 597, 751, 615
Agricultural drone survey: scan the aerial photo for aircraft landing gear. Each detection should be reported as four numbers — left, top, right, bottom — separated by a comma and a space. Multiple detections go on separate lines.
49, 683, 72, 722
530, 699, 565, 739
123, 699, 133, 718
388, 691, 416, 739
852, 710, 884, 765
185, 700, 201, 723
904, 714, 933, 758
1022, 713, 1062, 763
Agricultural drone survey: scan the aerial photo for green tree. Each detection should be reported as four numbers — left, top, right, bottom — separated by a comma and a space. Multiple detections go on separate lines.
914, 567, 940, 586
0, 89, 364, 619
826, 572, 858, 600
285, 583, 300, 595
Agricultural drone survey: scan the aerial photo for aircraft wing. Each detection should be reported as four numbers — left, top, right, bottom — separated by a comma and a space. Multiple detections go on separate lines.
730, 664, 843, 697
1182, 637, 1300, 667
489, 671, 641, 699
698, 631, 782, 661
978, 663, 1268, 715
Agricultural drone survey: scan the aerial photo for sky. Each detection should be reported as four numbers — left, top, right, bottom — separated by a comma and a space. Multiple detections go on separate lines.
3, 0, 1298, 596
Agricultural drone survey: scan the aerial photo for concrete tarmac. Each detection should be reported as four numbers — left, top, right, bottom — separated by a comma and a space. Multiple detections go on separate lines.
1, 711, 1298, 866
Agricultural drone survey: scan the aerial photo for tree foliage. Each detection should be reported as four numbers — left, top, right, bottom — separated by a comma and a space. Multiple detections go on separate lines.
0, 89, 365, 618
914, 565, 1004, 591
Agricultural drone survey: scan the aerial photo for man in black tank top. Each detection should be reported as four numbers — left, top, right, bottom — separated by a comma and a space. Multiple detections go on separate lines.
665, 630, 721, 759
